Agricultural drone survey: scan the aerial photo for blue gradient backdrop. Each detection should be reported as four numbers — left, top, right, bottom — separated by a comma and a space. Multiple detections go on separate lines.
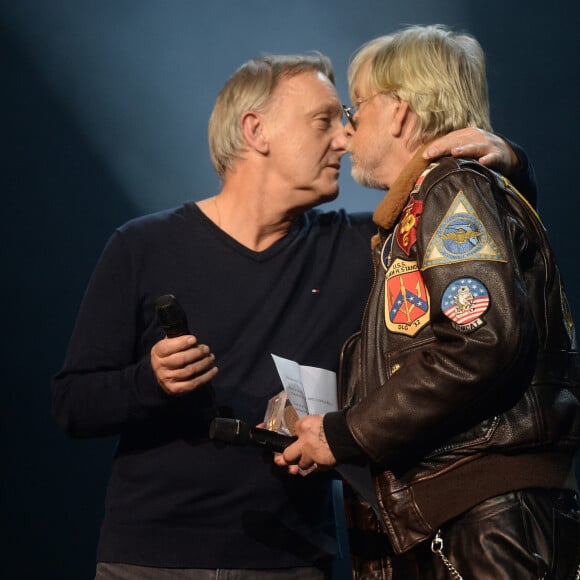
2, 1, 578, 578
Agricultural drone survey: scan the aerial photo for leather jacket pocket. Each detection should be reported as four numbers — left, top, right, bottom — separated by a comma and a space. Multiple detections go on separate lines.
384, 336, 437, 380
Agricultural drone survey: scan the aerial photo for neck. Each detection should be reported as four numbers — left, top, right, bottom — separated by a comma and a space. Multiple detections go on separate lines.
372, 143, 431, 230
197, 179, 297, 252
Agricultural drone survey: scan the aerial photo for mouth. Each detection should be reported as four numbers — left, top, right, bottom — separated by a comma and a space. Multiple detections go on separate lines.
327, 163, 341, 170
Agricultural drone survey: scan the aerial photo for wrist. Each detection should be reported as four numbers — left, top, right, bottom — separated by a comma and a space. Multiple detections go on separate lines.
323, 410, 366, 463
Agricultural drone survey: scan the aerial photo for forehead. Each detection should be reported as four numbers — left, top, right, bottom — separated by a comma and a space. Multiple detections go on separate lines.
351, 59, 373, 99
271, 70, 341, 111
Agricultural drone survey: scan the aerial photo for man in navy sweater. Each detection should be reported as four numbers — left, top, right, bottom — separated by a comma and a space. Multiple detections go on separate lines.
52, 53, 534, 579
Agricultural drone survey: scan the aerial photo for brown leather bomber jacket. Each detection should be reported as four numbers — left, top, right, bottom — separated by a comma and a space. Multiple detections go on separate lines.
332, 151, 580, 556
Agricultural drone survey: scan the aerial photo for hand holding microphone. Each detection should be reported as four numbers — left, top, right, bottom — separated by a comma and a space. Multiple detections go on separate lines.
151, 294, 218, 396
209, 417, 297, 453
154, 297, 298, 455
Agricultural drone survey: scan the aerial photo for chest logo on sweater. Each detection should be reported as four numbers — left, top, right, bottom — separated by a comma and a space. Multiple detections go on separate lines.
385, 259, 430, 336
423, 191, 506, 270
441, 277, 490, 333
396, 198, 423, 255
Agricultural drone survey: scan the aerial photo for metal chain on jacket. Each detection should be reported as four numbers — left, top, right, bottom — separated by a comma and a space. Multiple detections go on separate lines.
431, 530, 464, 580
432, 530, 580, 580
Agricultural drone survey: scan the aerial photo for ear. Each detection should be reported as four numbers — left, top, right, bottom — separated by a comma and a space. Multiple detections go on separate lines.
240, 111, 269, 155
390, 98, 411, 138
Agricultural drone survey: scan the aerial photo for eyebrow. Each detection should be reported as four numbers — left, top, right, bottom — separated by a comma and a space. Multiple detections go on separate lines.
309, 102, 343, 117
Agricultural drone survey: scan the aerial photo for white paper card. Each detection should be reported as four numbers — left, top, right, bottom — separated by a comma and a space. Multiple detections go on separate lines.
271, 354, 338, 417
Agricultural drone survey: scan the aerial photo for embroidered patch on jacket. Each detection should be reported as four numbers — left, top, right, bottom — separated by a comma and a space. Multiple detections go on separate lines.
385, 258, 430, 336
380, 234, 395, 272
423, 191, 506, 270
396, 198, 423, 255
441, 278, 490, 333
411, 163, 439, 194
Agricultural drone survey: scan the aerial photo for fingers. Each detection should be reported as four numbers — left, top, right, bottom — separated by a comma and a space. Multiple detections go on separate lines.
452, 143, 499, 162
159, 365, 218, 396
158, 341, 212, 372
298, 463, 319, 476
477, 151, 501, 168
278, 441, 304, 467
273, 456, 319, 477
273, 445, 316, 473
423, 128, 501, 160
451, 144, 508, 173
151, 336, 218, 395
152, 335, 197, 357
273, 440, 306, 468
161, 351, 216, 383
422, 127, 484, 160
272, 415, 337, 474
424, 140, 493, 162
273, 452, 301, 474
423, 128, 517, 175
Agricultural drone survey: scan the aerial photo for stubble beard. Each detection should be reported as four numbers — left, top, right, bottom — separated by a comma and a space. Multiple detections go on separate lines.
351, 163, 387, 191
348, 143, 388, 190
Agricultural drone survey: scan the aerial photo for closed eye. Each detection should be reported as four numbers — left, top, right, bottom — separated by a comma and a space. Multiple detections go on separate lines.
315, 117, 332, 128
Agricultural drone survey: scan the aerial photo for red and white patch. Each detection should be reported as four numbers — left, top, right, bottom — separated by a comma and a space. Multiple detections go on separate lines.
396, 198, 423, 255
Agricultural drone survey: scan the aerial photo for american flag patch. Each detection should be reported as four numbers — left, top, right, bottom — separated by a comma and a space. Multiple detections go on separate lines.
441, 278, 490, 333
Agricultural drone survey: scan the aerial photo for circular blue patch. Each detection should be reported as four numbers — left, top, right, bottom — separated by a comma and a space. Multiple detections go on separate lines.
441, 277, 490, 326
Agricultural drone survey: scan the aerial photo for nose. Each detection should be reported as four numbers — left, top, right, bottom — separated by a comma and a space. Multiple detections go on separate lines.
332, 125, 348, 152
344, 120, 355, 138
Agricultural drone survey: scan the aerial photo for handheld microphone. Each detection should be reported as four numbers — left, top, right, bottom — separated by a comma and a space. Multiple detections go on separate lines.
209, 417, 296, 453
155, 294, 218, 417
155, 294, 190, 337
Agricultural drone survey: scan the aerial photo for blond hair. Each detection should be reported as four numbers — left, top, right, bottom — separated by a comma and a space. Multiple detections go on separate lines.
209, 53, 334, 181
348, 25, 491, 146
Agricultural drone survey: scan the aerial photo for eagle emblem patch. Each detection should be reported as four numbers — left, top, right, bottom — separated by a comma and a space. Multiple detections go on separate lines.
423, 191, 506, 269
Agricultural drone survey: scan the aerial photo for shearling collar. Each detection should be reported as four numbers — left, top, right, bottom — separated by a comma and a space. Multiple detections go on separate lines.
372, 144, 431, 230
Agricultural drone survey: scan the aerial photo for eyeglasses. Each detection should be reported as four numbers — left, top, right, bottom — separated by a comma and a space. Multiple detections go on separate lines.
342, 104, 357, 130
342, 92, 391, 130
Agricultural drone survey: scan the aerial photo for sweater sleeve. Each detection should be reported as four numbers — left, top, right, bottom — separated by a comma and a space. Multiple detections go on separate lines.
323, 409, 366, 462
51, 230, 170, 438
503, 138, 538, 209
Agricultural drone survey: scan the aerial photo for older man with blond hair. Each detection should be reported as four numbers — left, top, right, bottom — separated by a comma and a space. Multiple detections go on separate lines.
278, 25, 580, 579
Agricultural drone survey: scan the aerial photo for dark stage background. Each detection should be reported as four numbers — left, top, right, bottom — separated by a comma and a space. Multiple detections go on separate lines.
2, 1, 579, 578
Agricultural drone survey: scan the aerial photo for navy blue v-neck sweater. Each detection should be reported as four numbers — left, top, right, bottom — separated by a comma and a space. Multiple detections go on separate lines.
53, 203, 375, 569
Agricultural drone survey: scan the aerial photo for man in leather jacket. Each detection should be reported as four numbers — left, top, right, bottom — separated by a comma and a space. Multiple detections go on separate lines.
276, 25, 580, 579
